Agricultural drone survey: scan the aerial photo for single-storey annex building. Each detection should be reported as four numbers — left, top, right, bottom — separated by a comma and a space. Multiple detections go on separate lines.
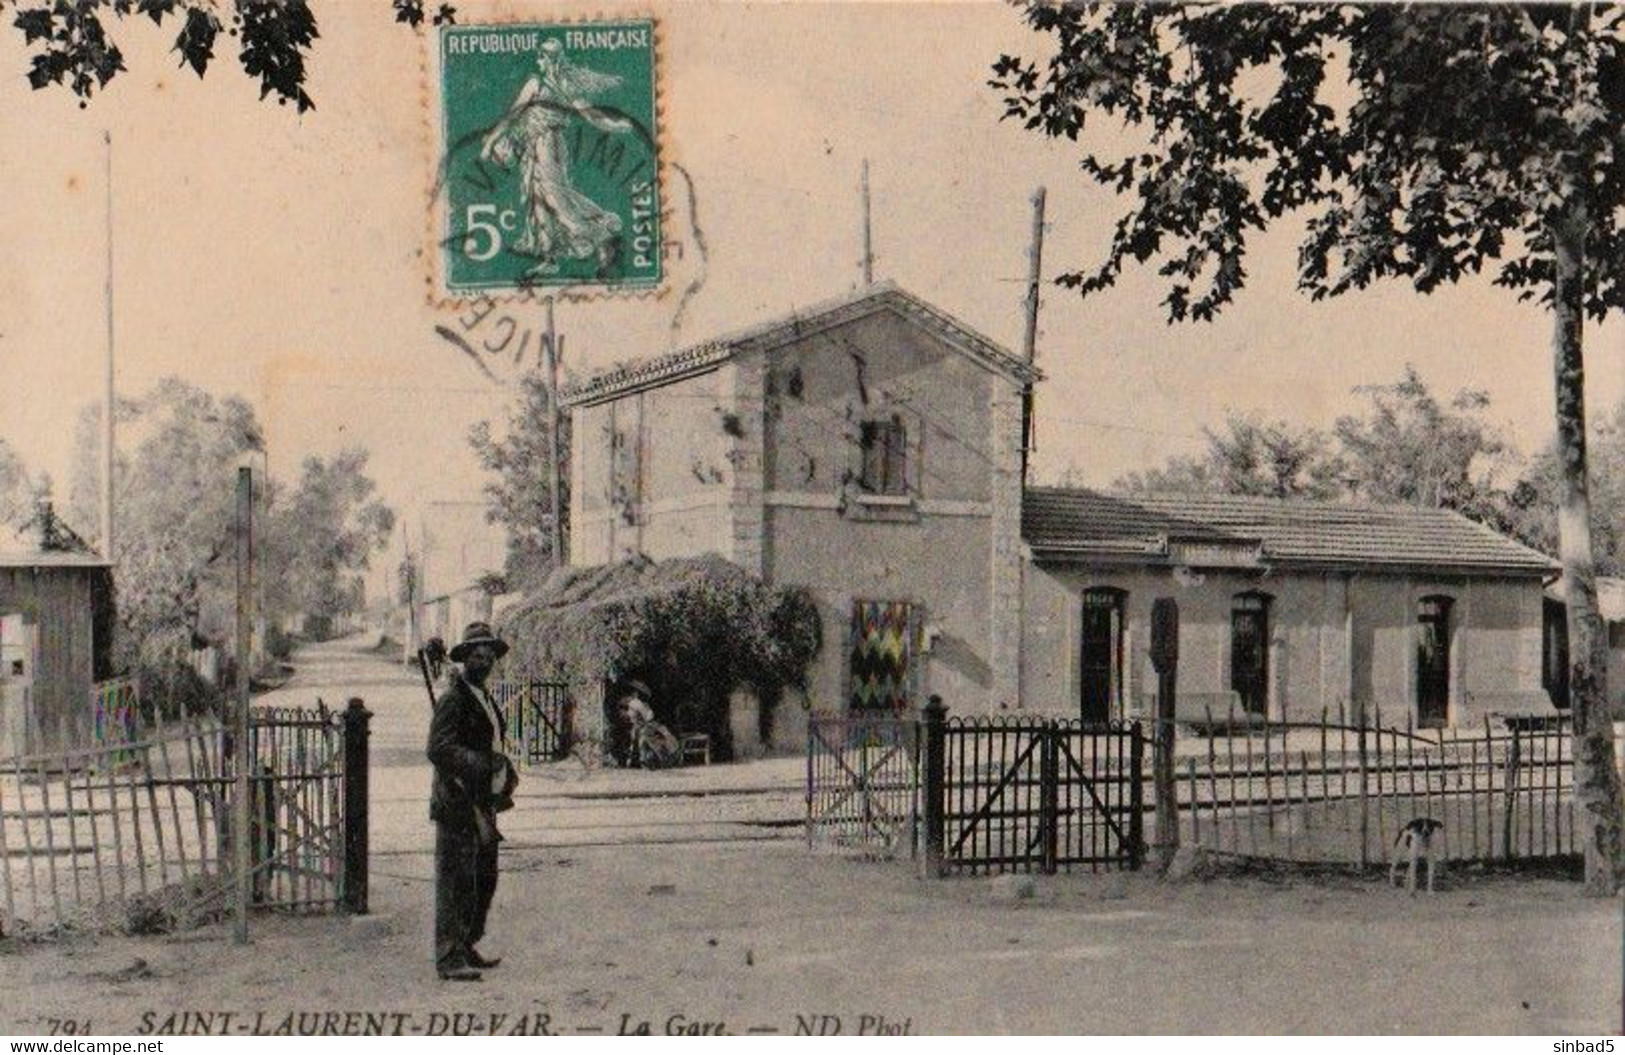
560, 283, 1562, 743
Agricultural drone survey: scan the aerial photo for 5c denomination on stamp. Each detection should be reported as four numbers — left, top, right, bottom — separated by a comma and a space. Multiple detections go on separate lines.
435, 20, 662, 298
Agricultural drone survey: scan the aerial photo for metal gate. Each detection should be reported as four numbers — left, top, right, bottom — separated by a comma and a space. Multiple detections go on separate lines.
806, 712, 919, 857
496, 680, 574, 765
942, 717, 1144, 873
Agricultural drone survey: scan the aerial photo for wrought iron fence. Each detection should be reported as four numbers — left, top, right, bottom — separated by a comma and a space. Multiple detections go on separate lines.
942, 716, 1144, 874
495, 680, 574, 765
0, 701, 369, 937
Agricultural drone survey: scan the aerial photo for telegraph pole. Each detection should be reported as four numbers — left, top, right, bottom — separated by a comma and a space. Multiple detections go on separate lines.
1020, 187, 1046, 482
544, 298, 566, 567
101, 132, 116, 559
860, 159, 874, 286
232, 467, 253, 945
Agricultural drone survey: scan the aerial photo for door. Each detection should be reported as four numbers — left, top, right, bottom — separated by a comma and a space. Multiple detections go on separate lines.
1079, 589, 1123, 724
1416, 596, 1452, 728
1231, 593, 1270, 717
0, 613, 34, 756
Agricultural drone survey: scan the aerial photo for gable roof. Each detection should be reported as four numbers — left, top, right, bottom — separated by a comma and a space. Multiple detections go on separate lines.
1023, 487, 1558, 577
561, 282, 1039, 407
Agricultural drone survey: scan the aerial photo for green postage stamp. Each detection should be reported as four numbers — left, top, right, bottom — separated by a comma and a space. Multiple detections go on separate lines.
437, 21, 661, 296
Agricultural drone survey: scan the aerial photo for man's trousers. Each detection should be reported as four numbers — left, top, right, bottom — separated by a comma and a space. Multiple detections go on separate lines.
434, 820, 499, 972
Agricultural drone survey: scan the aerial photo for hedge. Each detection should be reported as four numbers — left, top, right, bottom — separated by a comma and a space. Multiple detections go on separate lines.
496, 554, 822, 760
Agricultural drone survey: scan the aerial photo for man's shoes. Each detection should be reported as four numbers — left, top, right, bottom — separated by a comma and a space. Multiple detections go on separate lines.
467, 949, 503, 969
437, 966, 483, 982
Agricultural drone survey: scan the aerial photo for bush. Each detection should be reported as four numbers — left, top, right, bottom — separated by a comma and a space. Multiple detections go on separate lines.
498, 554, 822, 760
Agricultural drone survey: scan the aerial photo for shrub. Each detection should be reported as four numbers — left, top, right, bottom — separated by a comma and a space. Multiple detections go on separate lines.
497, 554, 822, 760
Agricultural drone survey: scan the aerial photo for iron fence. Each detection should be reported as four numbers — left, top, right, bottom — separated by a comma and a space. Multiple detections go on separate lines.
805, 711, 919, 858
942, 716, 1144, 874
495, 680, 574, 765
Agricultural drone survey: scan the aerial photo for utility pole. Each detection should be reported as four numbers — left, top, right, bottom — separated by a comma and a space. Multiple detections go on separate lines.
101, 132, 116, 560
1020, 187, 1046, 483
232, 467, 253, 945
860, 159, 874, 286
544, 298, 567, 568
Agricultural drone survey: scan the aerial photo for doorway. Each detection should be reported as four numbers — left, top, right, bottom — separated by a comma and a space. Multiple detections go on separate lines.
1079, 588, 1124, 724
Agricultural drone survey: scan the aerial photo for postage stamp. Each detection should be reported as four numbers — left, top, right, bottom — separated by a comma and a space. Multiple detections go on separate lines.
436, 20, 662, 298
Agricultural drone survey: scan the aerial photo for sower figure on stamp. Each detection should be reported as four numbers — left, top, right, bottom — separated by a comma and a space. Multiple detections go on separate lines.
428, 621, 519, 982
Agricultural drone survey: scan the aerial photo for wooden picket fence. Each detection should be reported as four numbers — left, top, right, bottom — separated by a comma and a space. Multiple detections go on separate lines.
1176, 707, 1623, 867
0, 702, 370, 937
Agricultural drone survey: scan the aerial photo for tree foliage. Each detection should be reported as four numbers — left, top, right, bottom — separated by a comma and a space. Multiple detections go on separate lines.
5, 0, 455, 112
264, 448, 395, 624
1116, 412, 1343, 499
469, 369, 571, 592
498, 554, 822, 759
1508, 398, 1625, 577
66, 378, 394, 666
991, 4, 1625, 323
0, 437, 32, 528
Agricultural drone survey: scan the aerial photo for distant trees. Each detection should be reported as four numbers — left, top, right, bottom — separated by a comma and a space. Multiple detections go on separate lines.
63, 377, 394, 665
265, 450, 395, 627
0, 439, 32, 527
1116, 415, 1342, 500
1110, 369, 1623, 578
468, 370, 570, 593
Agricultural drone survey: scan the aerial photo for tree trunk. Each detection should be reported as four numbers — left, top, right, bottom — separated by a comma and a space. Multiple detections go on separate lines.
1551, 206, 1623, 895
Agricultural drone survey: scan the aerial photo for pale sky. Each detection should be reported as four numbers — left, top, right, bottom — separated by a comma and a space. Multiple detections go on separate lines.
2, 1, 1621, 566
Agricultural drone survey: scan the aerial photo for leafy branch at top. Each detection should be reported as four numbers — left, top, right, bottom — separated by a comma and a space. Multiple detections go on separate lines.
5, 0, 457, 112
989, 3, 1625, 324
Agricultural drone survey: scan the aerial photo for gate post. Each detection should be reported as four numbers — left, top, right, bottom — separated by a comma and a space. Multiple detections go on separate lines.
1150, 599, 1180, 873
1128, 723, 1146, 870
342, 697, 373, 914
1040, 727, 1059, 875
921, 695, 947, 878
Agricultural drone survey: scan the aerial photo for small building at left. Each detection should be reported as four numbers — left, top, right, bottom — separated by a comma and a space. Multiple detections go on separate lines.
0, 502, 116, 757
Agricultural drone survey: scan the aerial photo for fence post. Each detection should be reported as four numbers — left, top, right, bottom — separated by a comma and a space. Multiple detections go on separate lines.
342, 697, 372, 914
921, 695, 947, 878
1040, 726, 1059, 875
1357, 721, 1370, 870
1129, 723, 1146, 870
1501, 726, 1521, 863
1150, 598, 1180, 872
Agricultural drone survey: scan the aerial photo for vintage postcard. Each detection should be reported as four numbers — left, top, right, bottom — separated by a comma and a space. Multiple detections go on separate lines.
1, 0, 1622, 1040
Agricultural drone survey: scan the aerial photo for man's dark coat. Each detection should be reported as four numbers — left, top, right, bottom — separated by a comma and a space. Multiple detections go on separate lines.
427, 673, 505, 972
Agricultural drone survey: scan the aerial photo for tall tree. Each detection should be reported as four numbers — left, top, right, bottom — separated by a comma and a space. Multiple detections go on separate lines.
3, 0, 453, 111
469, 370, 571, 592
0, 438, 31, 528
1116, 413, 1343, 498
266, 449, 395, 626
101, 377, 266, 663
993, 3, 1625, 890
1333, 365, 1515, 522
1508, 398, 1625, 577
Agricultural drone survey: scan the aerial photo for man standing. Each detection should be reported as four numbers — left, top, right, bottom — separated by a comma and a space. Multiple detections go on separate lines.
427, 621, 513, 981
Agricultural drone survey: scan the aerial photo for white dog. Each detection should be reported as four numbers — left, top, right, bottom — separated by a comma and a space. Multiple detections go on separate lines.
1390, 817, 1444, 894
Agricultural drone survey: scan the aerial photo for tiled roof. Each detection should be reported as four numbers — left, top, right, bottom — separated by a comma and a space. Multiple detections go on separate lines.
561, 282, 1038, 407
1023, 487, 1557, 575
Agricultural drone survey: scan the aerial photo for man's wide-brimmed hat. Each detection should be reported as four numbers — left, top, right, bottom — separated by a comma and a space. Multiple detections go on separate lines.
449, 621, 509, 663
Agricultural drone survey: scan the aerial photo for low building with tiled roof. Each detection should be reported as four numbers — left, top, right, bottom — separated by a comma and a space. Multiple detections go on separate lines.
557, 283, 1566, 742
1021, 487, 1559, 728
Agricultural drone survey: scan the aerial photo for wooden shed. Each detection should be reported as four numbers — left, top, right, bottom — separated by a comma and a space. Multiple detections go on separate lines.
0, 512, 116, 758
